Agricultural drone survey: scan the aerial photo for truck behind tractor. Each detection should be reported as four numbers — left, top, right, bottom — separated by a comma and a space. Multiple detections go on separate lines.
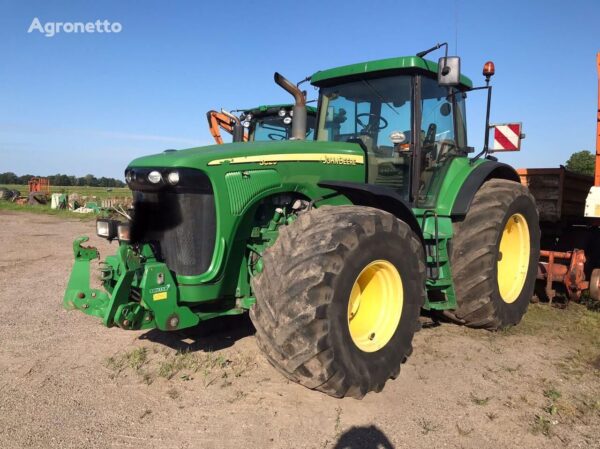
64, 44, 540, 398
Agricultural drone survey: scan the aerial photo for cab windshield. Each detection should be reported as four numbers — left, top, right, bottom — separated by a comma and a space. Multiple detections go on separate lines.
251, 114, 316, 141
315, 74, 468, 205
316, 75, 414, 197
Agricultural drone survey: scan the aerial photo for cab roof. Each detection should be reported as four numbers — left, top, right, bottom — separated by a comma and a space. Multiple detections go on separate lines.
242, 104, 317, 116
310, 56, 473, 89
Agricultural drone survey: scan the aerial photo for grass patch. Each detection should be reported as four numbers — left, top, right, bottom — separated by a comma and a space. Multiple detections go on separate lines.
416, 418, 440, 435
505, 303, 600, 339
158, 350, 229, 380
105, 347, 148, 375
334, 406, 342, 434
531, 414, 552, 437
500, 303, 600, 373
106, 346, 255, 387
0, 184, 131, 200
470, 392, 491, 406
0, 201, 97, 220
543, 387, 561, 401
485, 412, 499, 421
166, 388, 180, 400
126, 347, 148, 370
0, 183, 132, 219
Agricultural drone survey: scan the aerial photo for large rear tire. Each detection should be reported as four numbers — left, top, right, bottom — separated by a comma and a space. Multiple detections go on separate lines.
450, 179, 540, 330
250, 206, 425, 398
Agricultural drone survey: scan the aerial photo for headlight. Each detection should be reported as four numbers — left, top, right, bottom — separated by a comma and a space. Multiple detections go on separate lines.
148, 170, 162, 184
242, 120, 251, 128
278, 108, 286, 117
245, 113, 253, 121
117, 223, 131, 242
125, 170, 133, 183
283, 116, 292, 125
96, 219, 118, 240
167, 171, 180, 185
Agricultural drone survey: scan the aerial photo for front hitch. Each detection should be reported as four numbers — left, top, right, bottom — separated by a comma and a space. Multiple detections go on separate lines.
63, 236, 199, 331
63, 237, 111, 319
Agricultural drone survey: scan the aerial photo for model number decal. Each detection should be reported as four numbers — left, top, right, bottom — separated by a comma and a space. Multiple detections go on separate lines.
150, 284, 171, 294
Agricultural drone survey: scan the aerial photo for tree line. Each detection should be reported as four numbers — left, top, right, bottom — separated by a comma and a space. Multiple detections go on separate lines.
0, 172, 125, 188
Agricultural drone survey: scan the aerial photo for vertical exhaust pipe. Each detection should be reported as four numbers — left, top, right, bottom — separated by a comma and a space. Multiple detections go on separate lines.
274, 72, 306, 140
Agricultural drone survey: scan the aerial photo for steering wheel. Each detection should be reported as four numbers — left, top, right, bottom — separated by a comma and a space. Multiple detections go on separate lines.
356, 113, 388, 133
268, 133, 286, 141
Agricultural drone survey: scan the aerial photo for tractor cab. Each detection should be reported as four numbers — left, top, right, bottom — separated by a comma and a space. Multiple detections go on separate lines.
206, 104, 317, 144
240, 104, 317, 142
310, 56, 472, 206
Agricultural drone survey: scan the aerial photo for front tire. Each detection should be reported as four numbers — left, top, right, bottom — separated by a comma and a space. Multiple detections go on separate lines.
450, 179, 540, 329
250, 206, 425, 398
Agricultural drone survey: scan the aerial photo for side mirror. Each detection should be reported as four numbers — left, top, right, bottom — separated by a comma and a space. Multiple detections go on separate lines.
437, 56, 461, 86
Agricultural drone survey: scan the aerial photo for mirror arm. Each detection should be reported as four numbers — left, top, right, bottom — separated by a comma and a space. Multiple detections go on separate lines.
469, 85, 493, 163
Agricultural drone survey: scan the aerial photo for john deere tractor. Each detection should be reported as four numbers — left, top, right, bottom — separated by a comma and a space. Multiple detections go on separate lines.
207, 103, 317, 144
65, 44, 540, 398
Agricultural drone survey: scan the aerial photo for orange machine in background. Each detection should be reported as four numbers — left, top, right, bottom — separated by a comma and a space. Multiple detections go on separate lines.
28, 177, 50, 194
206, 110, 248, 145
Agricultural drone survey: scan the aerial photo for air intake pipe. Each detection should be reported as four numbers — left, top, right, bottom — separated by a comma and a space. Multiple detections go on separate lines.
274, 72, 306, 140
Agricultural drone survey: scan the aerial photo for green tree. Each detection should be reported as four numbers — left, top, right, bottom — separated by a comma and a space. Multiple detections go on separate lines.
565, 150, 595, 176
0, 172, 19, 184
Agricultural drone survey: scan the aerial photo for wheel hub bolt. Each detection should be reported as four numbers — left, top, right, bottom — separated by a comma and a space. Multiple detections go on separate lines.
369, 333, 375, 340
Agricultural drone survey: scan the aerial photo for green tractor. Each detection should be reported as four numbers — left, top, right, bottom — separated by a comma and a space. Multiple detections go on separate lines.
64, 44, 540, 398
206, 103, 317, 144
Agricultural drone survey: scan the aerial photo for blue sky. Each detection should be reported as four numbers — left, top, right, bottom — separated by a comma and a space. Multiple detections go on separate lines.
0, 0, 598, 178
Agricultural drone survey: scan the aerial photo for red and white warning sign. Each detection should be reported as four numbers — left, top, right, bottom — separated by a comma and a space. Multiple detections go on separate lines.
491, 123, 522, 151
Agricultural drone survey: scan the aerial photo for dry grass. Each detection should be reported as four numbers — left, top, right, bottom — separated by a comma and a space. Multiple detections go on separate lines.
105, 346, 256, 388
500, 303, 600, 373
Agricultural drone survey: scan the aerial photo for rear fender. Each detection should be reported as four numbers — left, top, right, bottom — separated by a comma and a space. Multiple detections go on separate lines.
451, 162, 520, 217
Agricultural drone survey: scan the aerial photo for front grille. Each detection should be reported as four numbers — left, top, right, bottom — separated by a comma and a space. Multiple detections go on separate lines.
129, 168, 216, 276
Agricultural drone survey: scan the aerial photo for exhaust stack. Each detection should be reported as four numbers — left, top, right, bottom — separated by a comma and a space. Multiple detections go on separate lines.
274, 72, 306, 140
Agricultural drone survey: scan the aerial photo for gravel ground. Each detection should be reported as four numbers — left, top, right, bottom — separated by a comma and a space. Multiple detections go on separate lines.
0, 210, 598, 449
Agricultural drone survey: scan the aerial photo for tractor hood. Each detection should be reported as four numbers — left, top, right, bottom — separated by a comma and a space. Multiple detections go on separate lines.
127, 140, 365, 171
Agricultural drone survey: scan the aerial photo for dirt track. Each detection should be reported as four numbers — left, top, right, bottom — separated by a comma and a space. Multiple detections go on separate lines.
0, 210, 598, 449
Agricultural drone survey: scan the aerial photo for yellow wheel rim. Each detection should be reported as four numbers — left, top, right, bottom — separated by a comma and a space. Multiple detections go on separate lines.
497, 213, 530, 303
347, 260, 403, 353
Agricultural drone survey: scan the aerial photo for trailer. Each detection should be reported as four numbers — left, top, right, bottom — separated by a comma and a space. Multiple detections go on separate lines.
518, 167, 600, 302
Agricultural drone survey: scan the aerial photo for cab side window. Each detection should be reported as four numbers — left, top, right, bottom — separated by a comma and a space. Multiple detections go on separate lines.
417, 77, 467, 206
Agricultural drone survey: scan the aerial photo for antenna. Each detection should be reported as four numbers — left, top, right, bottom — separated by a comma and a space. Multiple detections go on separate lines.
454, 0, 459, 53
